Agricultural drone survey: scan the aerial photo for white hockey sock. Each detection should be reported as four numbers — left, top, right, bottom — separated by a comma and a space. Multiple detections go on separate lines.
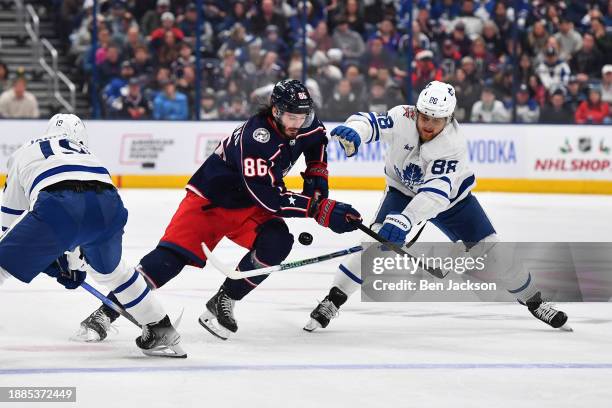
506, 272, 539, 303
469, 235, 539, 303
87, 260, 165, 325
333, 252, 362, 297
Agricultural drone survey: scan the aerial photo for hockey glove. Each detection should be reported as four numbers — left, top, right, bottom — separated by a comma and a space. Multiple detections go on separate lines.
378, 212, 412, 244
43, 252, 87, 290
301, 161, 329, 200
309, 198, 362, 234
331, 125, 361, 157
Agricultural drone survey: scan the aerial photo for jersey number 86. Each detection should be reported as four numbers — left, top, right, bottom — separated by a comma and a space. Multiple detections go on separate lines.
243, 158, 268, 177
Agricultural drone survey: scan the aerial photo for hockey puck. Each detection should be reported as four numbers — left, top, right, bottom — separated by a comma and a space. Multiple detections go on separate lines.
298, 232, 313, 246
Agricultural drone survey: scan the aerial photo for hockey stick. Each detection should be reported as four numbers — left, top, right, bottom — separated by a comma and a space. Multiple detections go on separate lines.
81, 281, 141, 328
202, 243, 363, 279
406, 221, 426, 248
355, 223, 448, 279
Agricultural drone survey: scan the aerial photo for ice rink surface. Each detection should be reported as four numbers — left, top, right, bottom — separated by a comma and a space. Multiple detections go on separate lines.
1, 189, 612, 408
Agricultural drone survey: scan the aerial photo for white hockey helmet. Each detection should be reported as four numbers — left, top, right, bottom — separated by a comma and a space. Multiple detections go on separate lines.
44, 113, 88, 146
416, 81, 457, 119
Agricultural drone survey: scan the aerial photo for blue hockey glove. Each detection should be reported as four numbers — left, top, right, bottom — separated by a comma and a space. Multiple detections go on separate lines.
44, 253, 87, 290
331, 125, 361, 157
310, 198, 362, 234
378, 212, 412, 244
301, 161, 329, 200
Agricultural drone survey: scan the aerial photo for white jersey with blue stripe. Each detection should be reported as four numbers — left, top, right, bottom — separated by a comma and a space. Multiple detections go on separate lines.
343, 105, 475, 225
1, 135, 113, 231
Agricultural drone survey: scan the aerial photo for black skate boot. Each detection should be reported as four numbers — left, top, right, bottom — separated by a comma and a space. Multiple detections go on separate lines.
136, 315, 187, 358
524, 292, 572, 331
72, 305, 119, 342
198, 287, 238, 340
304, 286, 348, 332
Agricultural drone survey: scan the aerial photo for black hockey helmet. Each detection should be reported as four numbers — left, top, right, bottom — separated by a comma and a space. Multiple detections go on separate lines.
271, 79, 313, 116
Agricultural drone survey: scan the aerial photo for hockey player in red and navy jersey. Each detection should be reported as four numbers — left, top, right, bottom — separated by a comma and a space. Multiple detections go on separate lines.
76, 79, 362, 342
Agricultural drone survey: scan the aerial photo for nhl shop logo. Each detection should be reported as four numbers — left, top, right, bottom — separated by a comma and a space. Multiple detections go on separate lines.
578, 137, 591, 153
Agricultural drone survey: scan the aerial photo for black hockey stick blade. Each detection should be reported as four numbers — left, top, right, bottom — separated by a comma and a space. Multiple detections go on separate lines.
81, 281, 141, 328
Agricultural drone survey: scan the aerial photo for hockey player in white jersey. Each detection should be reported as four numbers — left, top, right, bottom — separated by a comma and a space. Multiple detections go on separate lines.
304, 81, 570, 332
0, 114, 186, 357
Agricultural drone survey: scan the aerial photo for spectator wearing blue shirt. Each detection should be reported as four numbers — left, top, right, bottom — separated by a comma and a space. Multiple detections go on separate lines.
261, 25, 290, 62
514, 83, 540, 123
429, 0, 461, 21
103, 61, 134, 112
153, 80, 189, 120
368, 17, 401, 54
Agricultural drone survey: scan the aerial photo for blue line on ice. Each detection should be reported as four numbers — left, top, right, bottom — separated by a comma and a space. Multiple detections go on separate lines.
2, 363, 612, 375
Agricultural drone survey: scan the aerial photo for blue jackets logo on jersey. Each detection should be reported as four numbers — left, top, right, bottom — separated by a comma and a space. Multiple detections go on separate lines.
253, 128, 270, 143
394, 163, 424, 188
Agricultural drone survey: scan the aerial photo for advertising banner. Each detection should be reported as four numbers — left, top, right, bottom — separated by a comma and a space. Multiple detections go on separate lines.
0, 120, 610, 192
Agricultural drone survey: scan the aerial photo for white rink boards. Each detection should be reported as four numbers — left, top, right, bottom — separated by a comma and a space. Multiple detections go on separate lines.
1, 189, 611, 408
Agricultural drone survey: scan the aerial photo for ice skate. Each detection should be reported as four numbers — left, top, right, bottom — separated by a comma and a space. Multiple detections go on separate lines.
71, 305, 118, 342
199, 287, 238, 340
524, 292, 572, 331
304, 286, 347, 332
136, 315, 186, 358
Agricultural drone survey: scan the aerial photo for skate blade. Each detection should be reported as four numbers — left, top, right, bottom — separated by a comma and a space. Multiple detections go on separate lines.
559, 323, 573, 332
70, 326, 103, 343
198, 311, 231, 340
303, 319, 322, 332
141, 343, 187, 358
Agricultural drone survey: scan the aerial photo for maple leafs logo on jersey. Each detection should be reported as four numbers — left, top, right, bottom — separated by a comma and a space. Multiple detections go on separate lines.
394, 163, 424, 188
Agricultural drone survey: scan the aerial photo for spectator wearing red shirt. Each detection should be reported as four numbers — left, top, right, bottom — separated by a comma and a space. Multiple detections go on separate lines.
575, 87, 609, 124
411, 50, 443, 94
149, 12, 185, 45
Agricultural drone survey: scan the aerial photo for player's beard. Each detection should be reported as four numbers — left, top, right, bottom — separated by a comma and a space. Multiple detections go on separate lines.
416, 116, 447, 143
284, 126, 300, 138
272, 110, 300, 139
277, 121, 299, 139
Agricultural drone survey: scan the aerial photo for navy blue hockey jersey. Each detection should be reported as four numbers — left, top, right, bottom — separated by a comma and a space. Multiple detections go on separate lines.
188, 112, 327, 217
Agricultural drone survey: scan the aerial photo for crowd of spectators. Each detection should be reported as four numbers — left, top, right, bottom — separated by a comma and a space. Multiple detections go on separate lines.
54, 0, 612, 123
